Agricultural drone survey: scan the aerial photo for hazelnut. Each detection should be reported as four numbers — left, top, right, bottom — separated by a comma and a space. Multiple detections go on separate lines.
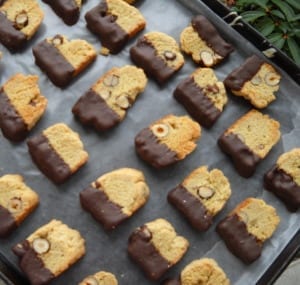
116, 94, 130, 109
163, 50, 176, 61
197, 186, 215, 199
14, 11, 28, 30
264, 72, 280, 86
104, 74, 119, 87
250, 75, 262, 86
82, 276, 99, 285
236, 133, 245, 143
140, 225, 152, 239
205, 84, 219, 94
151, 123, 169, 138
100, 89, 111, 100
200, 50, 214, 67
7, 197, 23, 213
238, 212, 249, 223
52, 35, 64, 46
32, 238, 50, 254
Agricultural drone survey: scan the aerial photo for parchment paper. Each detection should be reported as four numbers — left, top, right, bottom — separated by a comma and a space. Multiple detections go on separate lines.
0, 0, 300, 284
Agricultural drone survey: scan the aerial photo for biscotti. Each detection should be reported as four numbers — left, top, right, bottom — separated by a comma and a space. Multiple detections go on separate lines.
163, 258, 230, 285
218, 109, 281, 177
180, 15, 233, 67
85, 0, 145, 54
13, 219, 85, 285
224, 55, 281, 108
168, 166, 231, 231
79, 271, 118, 285
0, 73, 47, 141
0, 0, 44, 51
0, 175, 39, 237
130, 32, 185, 84
42, 0, 82, 25
216, 198, 280, 263
174, 68, 228, 128
72, 65, 147, 131
27, 123, 89, 184
135, 114, 201, 168
264, 148, 300, 212
128, 218, 189, 280
32, 35, 97, 87
80, 168, 150, 230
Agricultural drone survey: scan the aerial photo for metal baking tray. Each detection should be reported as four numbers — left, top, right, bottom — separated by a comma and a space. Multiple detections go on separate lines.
1, 0, 300, 284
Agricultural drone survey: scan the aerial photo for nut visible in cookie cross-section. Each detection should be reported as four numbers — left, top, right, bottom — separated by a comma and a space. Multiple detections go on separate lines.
81, 276, 99, 285
164, 50, 176, 61
200, 50, 214, 67
264, 72, 280, 86
115, 94, 130, 109
14, 11, 28, 29
197, 186, 215, 199
151, 123, 169, 138
32, 237, 50, 254
104, 74, 119, 87
52, 35, 64, 46
7, 197, 23, 213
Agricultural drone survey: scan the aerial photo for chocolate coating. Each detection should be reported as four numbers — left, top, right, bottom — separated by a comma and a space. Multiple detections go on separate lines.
264, 166, 300, 212
27, 133, 72, 184
224, 55, 264, 91
0, 12, 27, 51
72, 89, 121, 131
128, 225, 170, 280
218, 132, 261, 178
168, 185, 213, 231
80, 186, 128, 230
32, 39, 75, 88
42, 0, 79, 26
85, 2, 129, 54
161, 279, 181, 285
0, 205, 17, 237
174, 77, 221, 128
12, 240, 55, 285
135, 128, 178, 168
130, 37, 177, 85
216, 214, 262, 264
0, 90, 28, 142
192, 15, 234, 57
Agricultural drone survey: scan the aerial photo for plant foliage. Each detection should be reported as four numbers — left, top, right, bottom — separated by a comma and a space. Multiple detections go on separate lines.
224, 0, 300, 65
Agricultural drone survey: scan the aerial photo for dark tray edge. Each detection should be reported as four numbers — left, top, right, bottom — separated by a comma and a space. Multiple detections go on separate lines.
200, 0, 300, 84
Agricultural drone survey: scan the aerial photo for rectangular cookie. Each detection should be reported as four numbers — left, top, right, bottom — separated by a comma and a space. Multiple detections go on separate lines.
218, 109, 281, 177
12, 219, 85, 285
0, 174, 39, 237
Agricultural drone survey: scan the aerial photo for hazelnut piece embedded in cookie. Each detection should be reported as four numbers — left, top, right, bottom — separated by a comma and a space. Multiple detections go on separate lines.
197, 186, 215, 199
32, 238, 50, 254
264, 72, 280, 86
250, 75, 262, 86
116, 94, 131, 109
14, 11, 29, 30
7, 197, 23, 213
81, 276, 99, 285
52, 35, 64, 46
100, 90, 111, 100
200, 50, 214, 66
164, 50, 177, 61
104, 74, 119, 87
151, 123, 169, 138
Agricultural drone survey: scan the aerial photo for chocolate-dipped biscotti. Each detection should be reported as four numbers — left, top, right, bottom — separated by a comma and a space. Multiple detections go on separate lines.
180, 15, 234, 67
79, 271, 118, 285
0, 0, 44, 51
128, 218, 189, 280
162, 258, 230, 285
217, 198, 280, 263
224, 55, 281, 108
174, 67, 228, 128
42, 0, 83, 26
168, 166, 231, 231
218, 109, 281, 177
27, 123, 88, 184
85, 0, 146, 54
80, 168, 150, 230
264, 148, 300, 212
135, 114, 201, 168
13, 219, 85, 285
72, 65, 147, 131
32, 35, 97, 88
130, 32, 185, 84
0, 174, 39, 237
0, 73, 47, 142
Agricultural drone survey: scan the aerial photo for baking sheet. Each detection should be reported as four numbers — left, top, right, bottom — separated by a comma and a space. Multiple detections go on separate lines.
0, 0, 300, 284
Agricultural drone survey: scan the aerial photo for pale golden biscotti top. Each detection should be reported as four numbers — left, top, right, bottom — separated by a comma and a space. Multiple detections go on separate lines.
180, 258, 230, 285
79, 271, 118, 285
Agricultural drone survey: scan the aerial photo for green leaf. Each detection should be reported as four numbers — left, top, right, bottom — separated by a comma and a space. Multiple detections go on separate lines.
270, 9, 285, 20
251, 0, 268, 9
272, 36, 286, 49
287, 37, 300, 64
260, 23, 276, 36
268, 32, 283, 43
241, 10, 266, 22
290, 14, 300, 22
285, 0, 300, 11
270, 0, 295, 21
